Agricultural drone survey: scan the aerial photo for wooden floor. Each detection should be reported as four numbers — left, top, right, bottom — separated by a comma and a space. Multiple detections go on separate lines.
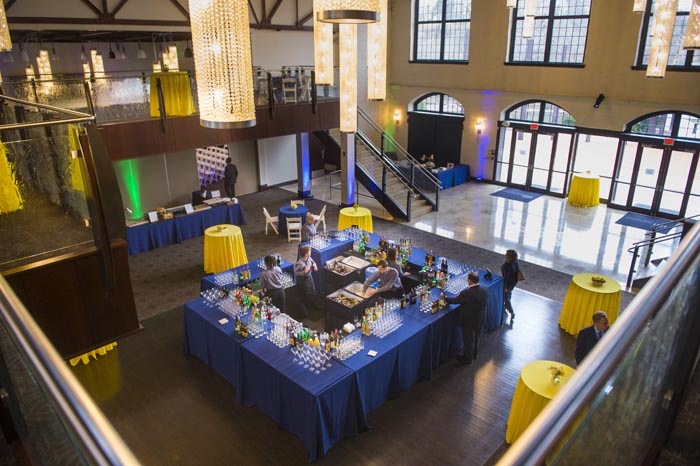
70, 287, 577, 466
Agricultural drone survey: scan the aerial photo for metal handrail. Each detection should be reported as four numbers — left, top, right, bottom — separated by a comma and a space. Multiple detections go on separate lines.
648, 213, 700, 232
498, 221, 700, 465
357, 107, 441, 187
0, 94, 95, 131
0, 275, 141, 465
355, 132, 416, 196
626, 231, 683, 287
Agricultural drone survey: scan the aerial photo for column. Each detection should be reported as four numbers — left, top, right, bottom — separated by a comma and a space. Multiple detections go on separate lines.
296, 132, 312, 199
340, 132, 356, 206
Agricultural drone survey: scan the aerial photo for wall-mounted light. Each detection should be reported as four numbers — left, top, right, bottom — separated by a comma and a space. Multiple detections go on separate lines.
593, 93, 605, 108
475, 119, 484, 134
393, 109, 401, 125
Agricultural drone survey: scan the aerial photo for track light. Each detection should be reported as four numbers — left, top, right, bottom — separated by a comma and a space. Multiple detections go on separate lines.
80, 43, 87, 60
593, 93, 605, 109
19, 42, 29, 62
108, 43, 116, 59
52, 45, 60, 61
184, 40, 193, 58
137, 41, 147, 59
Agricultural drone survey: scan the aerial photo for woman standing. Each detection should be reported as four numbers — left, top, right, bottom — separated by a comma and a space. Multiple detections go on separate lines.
260, 255, 285, 313
501, 249, 520, 324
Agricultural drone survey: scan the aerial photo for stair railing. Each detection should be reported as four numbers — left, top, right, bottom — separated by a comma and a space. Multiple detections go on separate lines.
642, 214, 700, 267
626, 231, 683, 288
357, 107, 441, 210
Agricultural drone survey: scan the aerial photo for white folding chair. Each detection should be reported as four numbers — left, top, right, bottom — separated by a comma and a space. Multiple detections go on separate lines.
287, 217, 302, 242
291, 199, 305, 207
314, 205, 327, 232
263, 207, 279, 235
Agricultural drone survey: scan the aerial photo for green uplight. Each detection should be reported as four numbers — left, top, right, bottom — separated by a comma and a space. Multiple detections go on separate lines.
115, 159, 142, 219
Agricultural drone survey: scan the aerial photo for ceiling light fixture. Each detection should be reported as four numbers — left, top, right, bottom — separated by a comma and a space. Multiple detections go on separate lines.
367, 0, 387, 100
633, 0, 647, 13
90, 48, 105, 78
313, 0, 334, 85
19, 42, 29, 62
189, 0, 256, 129
108, 43, 116, 59
339, 23, 358, 132
506, 0, 517, 8
51, 44, 60, 61
684, 0, 700, 49
184, 40, 193, 58
80, 43, 87, 60
137, 41, 147, 59
318, 0, 380, 23
647, 0, 678, 78
0, 1, 12, 52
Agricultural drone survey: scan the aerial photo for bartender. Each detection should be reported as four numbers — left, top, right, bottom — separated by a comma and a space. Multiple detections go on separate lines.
301, 212, 317, 242
294, 245, 318, 318
362, 259, 404, 299
260, 255, 285, 313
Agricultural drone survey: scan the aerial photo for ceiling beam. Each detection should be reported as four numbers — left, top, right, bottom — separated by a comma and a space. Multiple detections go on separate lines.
8, 16, 190, 27
110, 0, 130, 17
248, 0, 260, 25
80, 0, 103, 18
168, 0, 190, 20
297, 11, 313, 26
263, 0, 284, 25
5, 0, 19, 11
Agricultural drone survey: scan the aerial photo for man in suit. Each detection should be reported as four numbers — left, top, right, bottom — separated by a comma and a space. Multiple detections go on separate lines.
575, 311, 609, 365
224, 157, 238, 199
446, 271, 489, 364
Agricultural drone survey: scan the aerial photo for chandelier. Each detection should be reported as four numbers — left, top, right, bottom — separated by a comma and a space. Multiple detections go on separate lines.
313, 0, 334, 85
367, 0, 387, 100
506, 0, 516, 8
647, 0, 678, 77
633, 0, 647, 12
36, 49, 54, 92
522, 0, 538, 38
684, 0, 700, 49
0, 1, 11, 51
90, 49, 105, 79
189, 0, 256, 129
339, 24, 358, 132
318, 0, 380, 24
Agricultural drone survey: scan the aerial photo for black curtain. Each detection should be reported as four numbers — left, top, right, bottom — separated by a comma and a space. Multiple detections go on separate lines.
407, 112, 464, 167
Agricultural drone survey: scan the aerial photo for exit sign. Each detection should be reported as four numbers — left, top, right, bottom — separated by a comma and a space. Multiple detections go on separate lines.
530, 123, 539, 130
663, 138, 674, 146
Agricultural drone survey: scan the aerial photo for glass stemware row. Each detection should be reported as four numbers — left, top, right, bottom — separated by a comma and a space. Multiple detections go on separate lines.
436, 257, 479, 277
445, 274, 470, 295
334, 332, 364, 360
279, 272, 295, 289
241, 313, 267, 338
291, 343, 332, 375
369, 308, 403, 338
310, 233, 331, 250
212, 271, 235, 287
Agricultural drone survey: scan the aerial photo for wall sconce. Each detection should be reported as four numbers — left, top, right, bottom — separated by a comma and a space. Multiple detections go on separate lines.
475, 119, 484, 134
393, 109, 401, 125
593, 93, 605, 108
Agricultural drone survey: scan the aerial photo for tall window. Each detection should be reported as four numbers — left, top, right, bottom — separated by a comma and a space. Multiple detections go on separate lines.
414, 93, 464, 115
635, 0, 700, 71
412, 0, 472, 63
627, 111, 700, 140
505, 100, 576, 126
508, 0, 591, 65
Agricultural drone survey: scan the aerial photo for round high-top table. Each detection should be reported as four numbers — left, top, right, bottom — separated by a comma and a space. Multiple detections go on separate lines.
568, 173, 600, 207
204, 224, 248, 274
559, 273, 621, 335
149, 71, 196, 117
338, 206, 373, 232
278, 204, 309, 236
506, 360, 576, 444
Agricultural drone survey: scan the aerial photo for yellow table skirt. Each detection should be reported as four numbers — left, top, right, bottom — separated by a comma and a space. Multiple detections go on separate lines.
69, 342, 118, 366
559, 273, 621, 335
338, 207, 373, 233
568, 173, 600, 207
149, 71, 196, 117
506, 360, 575, 444
204, 224, 248, 274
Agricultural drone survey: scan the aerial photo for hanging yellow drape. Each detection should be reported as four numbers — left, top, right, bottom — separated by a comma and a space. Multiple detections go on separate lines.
0, 139, 23, 215
67, 125, 85, 192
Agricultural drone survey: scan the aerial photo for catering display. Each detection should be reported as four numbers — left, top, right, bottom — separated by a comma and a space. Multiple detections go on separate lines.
309, 232, 331, 250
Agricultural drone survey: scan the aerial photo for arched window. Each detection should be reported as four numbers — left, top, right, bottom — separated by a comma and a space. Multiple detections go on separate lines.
504, 100, 576, 126
413, 93, 464, 115
626, 111, 700, 140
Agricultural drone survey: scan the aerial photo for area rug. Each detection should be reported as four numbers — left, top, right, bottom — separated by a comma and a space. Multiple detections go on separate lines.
615, 212, 673, 233
490, 188, 542, 203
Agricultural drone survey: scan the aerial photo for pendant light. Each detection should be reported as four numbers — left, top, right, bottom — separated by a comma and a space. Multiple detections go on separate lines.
317, 0, 380, 24
647, 0, 678, 78
0, 1, 11, 51
188, 0, 256, 129
367, 0, 387, 100
19, 42, 29, 62
108, 43, 116, 59
684, 0, 700, 49
137, 41, 147, 59
633, 0, 647, 13
339, 24, 358, 132
313, 0, 334, 85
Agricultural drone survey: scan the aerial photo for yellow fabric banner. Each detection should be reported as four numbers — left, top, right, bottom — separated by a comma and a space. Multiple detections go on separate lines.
0, 139, 23, 215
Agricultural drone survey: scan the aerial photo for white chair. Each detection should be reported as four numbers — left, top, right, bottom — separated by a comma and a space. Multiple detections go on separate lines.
287, 217, 302, 242
263, 207, 279, 235
282, 77, 298, 104
314, 205, 327, 232
291, 199, 305, 207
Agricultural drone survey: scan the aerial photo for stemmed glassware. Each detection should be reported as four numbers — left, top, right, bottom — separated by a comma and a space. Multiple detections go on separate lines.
369, 309, 403, 338
212, 271, 234, 287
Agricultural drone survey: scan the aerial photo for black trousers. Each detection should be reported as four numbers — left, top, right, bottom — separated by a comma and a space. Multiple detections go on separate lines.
461, 326, 481, 363
266, 288, 285, 314
225, 183, 236, 198
295, 275, 318, 318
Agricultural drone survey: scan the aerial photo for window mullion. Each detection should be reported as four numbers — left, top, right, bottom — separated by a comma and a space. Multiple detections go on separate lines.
544, 0, 557, 63
440, 0, 448, 60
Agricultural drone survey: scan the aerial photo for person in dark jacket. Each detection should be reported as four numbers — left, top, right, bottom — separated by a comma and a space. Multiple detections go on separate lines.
260, 255, 286, 313
294, 245, 318, 318
501, 249, 520, 324
575, 311, 609, 365
223, 157, 238, 199
445, 271, 489, 364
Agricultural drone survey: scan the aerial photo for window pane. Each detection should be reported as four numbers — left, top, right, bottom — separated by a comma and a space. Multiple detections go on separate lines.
640, 0, 697, 68
442, 95, 464, 114
445, 0, 470, 20
611, 182, 630, 205
554, 0, 591, 16
515, 0, 552, 16
668, 15, 689, 66
508, 102, 541, 122
416, 23, 443, 60
416, 94, 441, 112
630, 114, 674, 137
550, 18, 588, 63
678, 114, 700, 140
444, 22, 470, 61
418, 0, 444, 21
575, 134, 618, 177
511, 19, 548, 61
543, 103, 575, 125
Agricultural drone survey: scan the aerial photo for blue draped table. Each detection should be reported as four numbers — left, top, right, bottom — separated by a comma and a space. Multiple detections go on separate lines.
298, 238, 354, 294
127, 204, 246, 255
279, 204, 309, 236
201, 257, 295, 292
452, 164, 470, 186
434, 169, 454, 189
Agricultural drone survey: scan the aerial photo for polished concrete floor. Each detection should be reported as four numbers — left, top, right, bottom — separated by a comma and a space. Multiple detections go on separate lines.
282, 177, 680, 288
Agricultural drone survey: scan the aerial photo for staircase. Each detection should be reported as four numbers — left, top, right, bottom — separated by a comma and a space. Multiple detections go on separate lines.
327, 110, 441, 221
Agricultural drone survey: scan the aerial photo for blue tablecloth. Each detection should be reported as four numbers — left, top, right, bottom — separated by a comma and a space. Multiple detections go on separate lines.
298, 238, 354, 294
452, 164, 470, 185
279, 205, 308, 236
434, 169, 454, 189
201, 257, 295, 292
183, 298, 249, 391
239, 337, 359, 462
127, 204, 246, 255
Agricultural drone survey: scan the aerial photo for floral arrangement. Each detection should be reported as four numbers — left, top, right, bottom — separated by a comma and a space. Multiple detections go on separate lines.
591, 275, 607, 285
548, 365, 565, 384
353, 201, 359, 211
234, 287, 260, 308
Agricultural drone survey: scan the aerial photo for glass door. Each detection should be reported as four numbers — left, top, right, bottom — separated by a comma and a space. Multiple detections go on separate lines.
658, 149, 693, 216
631, 146, 663, 211
510, 129, 533, 187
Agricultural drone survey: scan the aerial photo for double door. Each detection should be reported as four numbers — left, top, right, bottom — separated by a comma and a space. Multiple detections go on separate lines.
612, 143, 699, 218
496, 127, 573, 195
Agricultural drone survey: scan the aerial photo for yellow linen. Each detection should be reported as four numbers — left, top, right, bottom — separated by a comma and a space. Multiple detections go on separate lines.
559, 273, 621, 335
67, 125, 85, 192
338, 206, 374, 232
568, 173, 600, 207
506, 360, 575, 444
69, 342, 118, 366
149, 72, 196, 117
204, 224, 248, 274
0, 140, 23, 215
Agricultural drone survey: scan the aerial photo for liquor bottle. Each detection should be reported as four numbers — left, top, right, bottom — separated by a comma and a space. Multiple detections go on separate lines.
325, 338, 331, 353
439, 292, 446, 308
290, 333, 296, 347
240, 323, 249, 338
233, 271, 239, 285
431, 300, 439, 314
424, 251, 430, 266
400, 295, 407, 309
235, 316, 241, 333
409, 288, 417, 305
276, 254, 282, 266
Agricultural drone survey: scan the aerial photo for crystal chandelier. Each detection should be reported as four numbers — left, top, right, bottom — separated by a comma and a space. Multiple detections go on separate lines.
189, 0, 256, 128
25, 64, 35, 80
313, 0, 334, 85
633, 0, 647, 13
367, 0, 387, 100
162, 45, 179, 72
506, 0, 516, 8
684, 0, 700, 49
318, 0, 380, 23
0, 1, 11, 52
90, 49, 105, 79
82, 62, 91, 79
522, 0, 538, 38
36, 49, 54, 92
647, 0, 678, 78
339, 24, 358, 132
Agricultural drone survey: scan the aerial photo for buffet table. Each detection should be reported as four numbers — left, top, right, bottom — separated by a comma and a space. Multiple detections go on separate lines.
559, 273, 621, 336
279, 204, 309, 236
126, 204, 245, 255
299, 238, 355, 294
201, 256, 295, 292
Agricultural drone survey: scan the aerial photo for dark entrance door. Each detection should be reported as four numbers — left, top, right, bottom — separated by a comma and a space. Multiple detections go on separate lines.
407, 111, 464, 167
